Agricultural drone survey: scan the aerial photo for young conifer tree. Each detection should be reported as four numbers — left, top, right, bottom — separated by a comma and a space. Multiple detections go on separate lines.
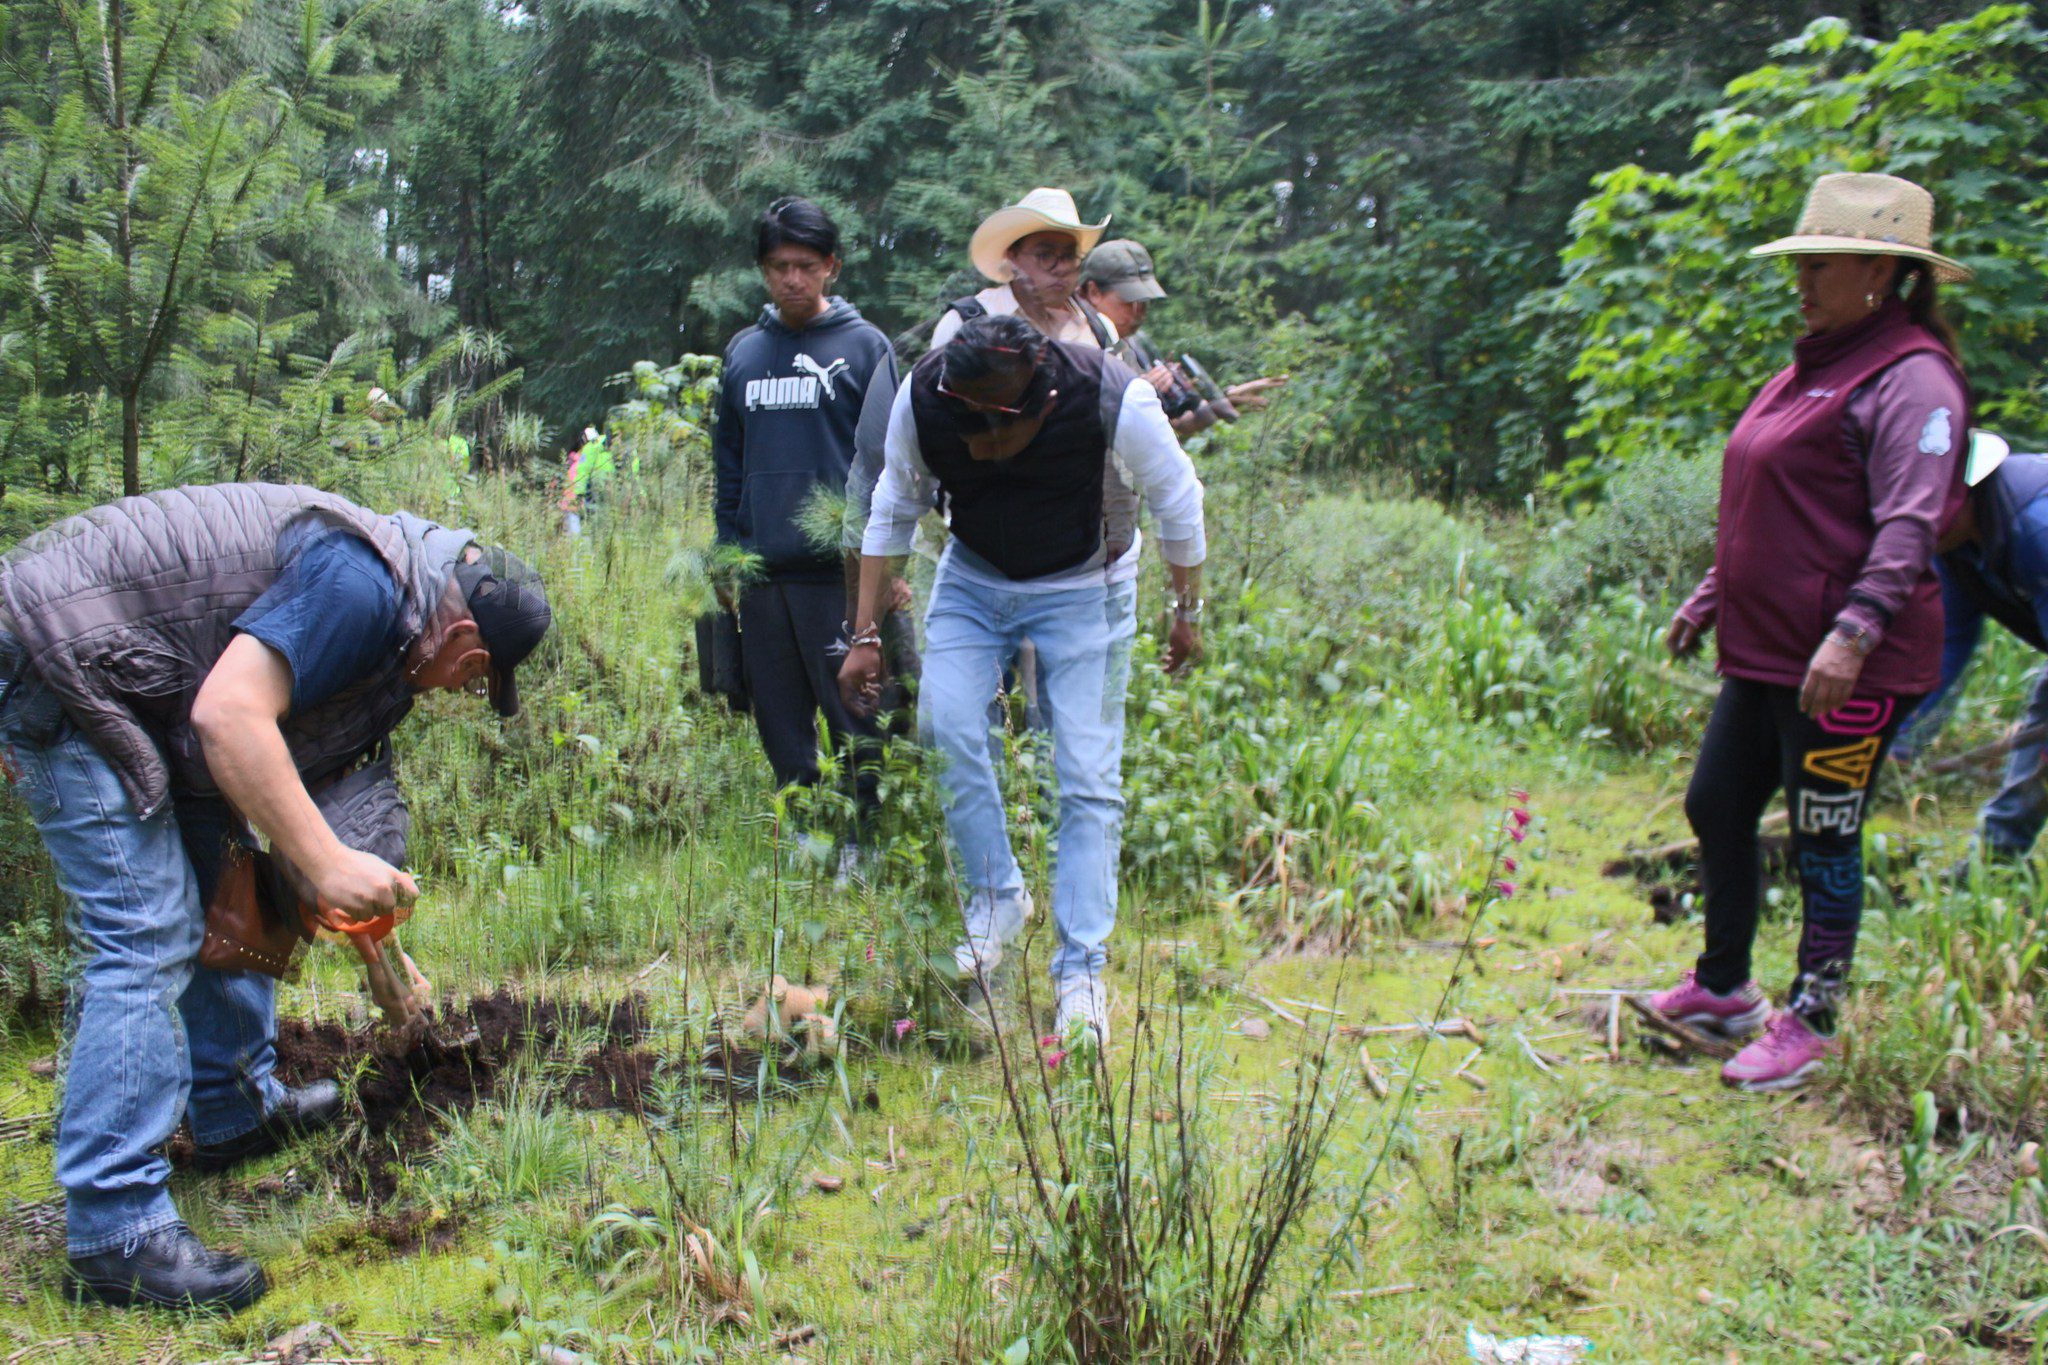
0, 0, 392, 494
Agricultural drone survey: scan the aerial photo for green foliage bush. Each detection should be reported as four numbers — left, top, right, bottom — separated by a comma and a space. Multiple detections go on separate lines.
1555, 6, 2048, 494
1527, 445, 1720, 615
1276, 495, 1499, 640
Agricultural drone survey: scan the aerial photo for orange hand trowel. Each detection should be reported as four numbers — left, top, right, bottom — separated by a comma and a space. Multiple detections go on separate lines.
304, 902, 472, 1057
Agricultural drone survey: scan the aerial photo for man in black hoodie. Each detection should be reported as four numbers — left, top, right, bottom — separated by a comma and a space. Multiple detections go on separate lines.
714, 198, 897, 862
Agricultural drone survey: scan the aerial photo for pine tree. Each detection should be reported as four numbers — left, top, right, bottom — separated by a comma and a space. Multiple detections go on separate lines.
0, 0, 391, 494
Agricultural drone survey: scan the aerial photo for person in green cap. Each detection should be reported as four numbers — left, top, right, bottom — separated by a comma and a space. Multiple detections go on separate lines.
1079, 239, 1288, 437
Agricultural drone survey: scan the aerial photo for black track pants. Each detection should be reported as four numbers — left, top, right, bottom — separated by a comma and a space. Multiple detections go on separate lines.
738, 579, 882, 827
1685, 677, 1919, 1025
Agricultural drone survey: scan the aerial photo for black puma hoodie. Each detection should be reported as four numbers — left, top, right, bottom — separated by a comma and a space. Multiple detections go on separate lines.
713, 297, 896, 579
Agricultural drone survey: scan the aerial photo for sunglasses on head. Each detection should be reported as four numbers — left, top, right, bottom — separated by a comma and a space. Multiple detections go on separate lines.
936, 351, 1038, 416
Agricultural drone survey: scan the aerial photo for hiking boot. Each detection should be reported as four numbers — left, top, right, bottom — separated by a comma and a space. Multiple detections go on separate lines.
952, 890, 1032, 982
1054, 974, 1109, 1049
1644, 970, 1770, 1039
68, 1223, 266, 1311
189, 1081, 343, 1174
1721, 1010, 1837, 1093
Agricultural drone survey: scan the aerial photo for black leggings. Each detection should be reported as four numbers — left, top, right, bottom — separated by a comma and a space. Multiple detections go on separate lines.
1686, 678, 1919, 1026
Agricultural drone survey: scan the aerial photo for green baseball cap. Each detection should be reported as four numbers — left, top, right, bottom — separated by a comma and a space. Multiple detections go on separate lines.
1081, 239, 1168, 302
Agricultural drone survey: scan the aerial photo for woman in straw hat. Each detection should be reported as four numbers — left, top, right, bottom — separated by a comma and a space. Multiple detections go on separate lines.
1649, 172, 1973, 1092
929, 187, 1114, 351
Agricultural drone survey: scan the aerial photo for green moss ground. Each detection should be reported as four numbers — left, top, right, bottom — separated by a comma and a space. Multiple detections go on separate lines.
2, 753, 2036, 1363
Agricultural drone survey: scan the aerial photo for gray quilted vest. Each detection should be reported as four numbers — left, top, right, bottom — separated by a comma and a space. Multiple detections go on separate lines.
0, 483, 475, 819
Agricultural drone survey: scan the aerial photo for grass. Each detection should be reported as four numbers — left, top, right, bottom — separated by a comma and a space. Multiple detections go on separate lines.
1, 456, 2046, 1360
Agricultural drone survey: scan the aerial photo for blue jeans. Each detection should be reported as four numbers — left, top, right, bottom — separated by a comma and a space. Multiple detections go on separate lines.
0, 647, 280, 1254
1982, 664, 2048, 857
921, 572, 1136, 983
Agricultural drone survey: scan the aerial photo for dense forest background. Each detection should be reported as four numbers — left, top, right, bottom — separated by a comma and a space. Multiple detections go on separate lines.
1, 0, 2044, 510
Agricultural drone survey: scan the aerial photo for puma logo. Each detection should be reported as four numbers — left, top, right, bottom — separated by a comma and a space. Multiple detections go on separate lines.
793, 354, 851, 399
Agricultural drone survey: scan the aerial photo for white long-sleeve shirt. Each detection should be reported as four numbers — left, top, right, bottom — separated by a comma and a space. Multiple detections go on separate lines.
861, 372, 1206, 592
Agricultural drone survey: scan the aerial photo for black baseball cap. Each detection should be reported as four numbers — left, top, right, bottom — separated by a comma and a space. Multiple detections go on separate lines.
454, 546, 551, 717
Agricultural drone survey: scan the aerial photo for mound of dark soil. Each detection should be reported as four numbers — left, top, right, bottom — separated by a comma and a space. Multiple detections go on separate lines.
239, 990, 647, 1200
570, 1043, 661, 1111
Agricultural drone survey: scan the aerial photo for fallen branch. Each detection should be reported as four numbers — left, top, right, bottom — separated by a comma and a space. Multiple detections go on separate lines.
1341, 1017, 1483, 1044
1605, 811, 1787, 877
1922, 723, 2048, 776
1624, 995, 1739, 1060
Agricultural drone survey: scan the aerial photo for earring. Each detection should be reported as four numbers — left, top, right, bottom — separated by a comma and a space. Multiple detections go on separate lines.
1865, 292, 1879, 309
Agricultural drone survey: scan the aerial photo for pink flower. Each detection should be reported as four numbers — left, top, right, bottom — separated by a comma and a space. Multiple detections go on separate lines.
1509, 826, 1527, 844
1044, 1049, 1068, 1070
1039, 1034, 1060, 1049
1511, 788, 1530, 803
893, 1018, 914, 1040
864, 943, 877, 964
1495, 880, 1517, 898
1509, 807, 1533, 829
1501, 856, 1519, 873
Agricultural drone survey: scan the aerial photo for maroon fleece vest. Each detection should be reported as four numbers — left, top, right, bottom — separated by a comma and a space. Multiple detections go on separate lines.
1712, 300, 1966, 696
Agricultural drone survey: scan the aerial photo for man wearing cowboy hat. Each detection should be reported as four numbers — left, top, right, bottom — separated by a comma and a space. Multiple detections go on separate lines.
1078, 239, 1290, 437
930, 187, 1117, 352
1894, 432, 2048, 869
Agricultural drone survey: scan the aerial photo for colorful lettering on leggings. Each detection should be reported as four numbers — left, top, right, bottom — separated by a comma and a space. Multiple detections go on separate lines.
1801, 734, 1882, 787
1817, 697, 1896, 736
1794, 789, 1865, 836
1795, 850, 1861, 988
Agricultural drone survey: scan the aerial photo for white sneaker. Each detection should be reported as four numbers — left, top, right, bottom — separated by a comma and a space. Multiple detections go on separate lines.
1054, 974, 1109, 1048
953, 890, 1033, 982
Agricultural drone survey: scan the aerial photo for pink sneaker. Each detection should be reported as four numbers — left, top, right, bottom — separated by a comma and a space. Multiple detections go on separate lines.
1644, 970, 1770, 1039
1721, 1010, 1837, 1093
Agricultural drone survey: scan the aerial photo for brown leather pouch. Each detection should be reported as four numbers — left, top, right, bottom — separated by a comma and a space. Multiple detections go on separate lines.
199, 844, 309, 977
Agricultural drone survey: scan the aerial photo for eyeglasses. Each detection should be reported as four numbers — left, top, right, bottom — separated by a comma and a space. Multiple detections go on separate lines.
1017, 244, 1081, 269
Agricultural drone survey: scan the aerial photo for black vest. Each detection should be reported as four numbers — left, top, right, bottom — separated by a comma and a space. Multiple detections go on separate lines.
910, 343, 1130, 581
1944, 453, 2048, 652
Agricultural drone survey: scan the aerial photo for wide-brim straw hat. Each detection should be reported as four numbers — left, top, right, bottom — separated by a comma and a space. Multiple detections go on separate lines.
969, 188, 1111, 283
1749, 172, 1971, 283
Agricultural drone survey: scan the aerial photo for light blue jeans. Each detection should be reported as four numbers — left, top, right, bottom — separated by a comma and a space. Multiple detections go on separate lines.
921, 572, 1137, 984
0, 645, 280, 1255
1982, 664, 2048, 857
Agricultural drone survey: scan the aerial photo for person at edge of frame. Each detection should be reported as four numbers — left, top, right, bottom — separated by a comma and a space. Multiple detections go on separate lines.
838, 311, 1207, 1048
1077, 238, 1290, 438
712, 195, 897, 878
1890, 431, 2048, 873
0, 483, 550, 1310
1650, 171, 1973, 1095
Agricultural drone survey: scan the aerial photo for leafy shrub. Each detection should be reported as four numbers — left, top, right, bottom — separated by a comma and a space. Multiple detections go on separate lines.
1275, 494, 1500, 640
1553, 6, 2048, 494
1419, 584, 1565, 729
1527, 446, 1719, 616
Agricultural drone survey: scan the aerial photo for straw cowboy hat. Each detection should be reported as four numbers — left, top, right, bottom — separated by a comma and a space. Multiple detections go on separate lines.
969, 188, 1111, 283
1749, 172, 1972, 283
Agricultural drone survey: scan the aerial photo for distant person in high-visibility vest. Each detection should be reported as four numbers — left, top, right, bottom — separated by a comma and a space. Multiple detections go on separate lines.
559, 426, 616, 536
444, 431, 472, 501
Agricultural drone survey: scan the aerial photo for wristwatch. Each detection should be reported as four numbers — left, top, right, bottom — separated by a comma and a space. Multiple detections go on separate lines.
1825, 624, 1874, 656
1173, 599, 1204, 625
